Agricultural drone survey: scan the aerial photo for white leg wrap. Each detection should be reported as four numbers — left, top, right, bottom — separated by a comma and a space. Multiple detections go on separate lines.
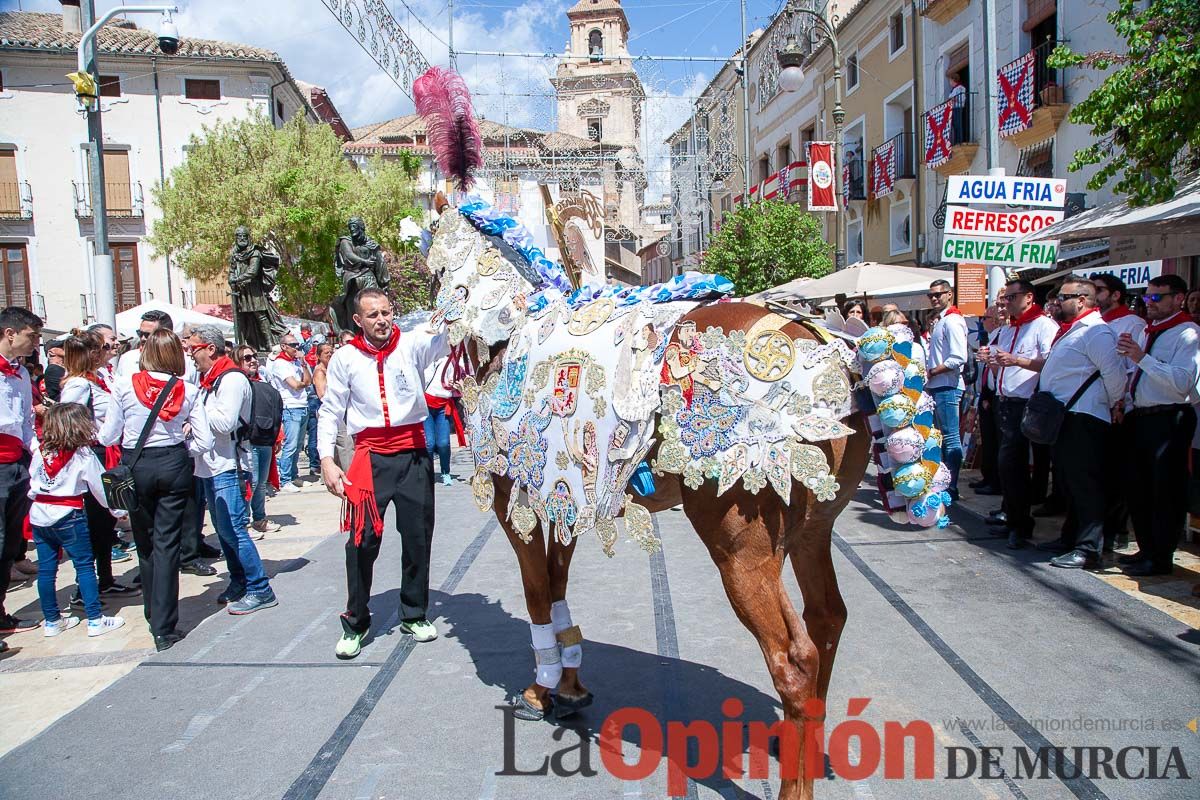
530, 622, 561, 689
551, 600, 583, 669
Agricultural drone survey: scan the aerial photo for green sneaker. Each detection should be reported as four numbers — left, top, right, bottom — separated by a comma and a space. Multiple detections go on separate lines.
335, 630, 365, 659
400, 618, 438, 642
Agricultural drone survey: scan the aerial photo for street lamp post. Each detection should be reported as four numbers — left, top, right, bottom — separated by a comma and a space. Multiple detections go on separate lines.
75, 2, 178, 327
776, 3, 846, 270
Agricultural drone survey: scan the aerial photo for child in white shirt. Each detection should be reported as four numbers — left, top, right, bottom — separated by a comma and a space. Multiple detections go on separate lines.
28, 403, 125, 637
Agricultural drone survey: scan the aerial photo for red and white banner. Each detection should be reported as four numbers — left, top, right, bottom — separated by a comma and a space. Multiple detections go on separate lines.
734, 160, 807, 204
806, 141, 837, 212
872, 140, 896, 199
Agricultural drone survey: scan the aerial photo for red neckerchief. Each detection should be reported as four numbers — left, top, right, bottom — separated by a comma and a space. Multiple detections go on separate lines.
1131, 312, 1194, 399
1052, 307, 1099, 346
0, 353, 20, 378
997, 304, 1045, 396
200, 356, 240, 391
43, 448, 76, 481
940, 305, 962, 318
131, 372, 186, 421
1101, 305, 1134, 323
86, 371, 110, 392
275, 349, 295, 363
349, 326, 402, 426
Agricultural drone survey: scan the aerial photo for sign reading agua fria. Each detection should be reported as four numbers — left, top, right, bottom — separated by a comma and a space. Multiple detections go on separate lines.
941, 234, 1058, 268
946, 175, 1067, 209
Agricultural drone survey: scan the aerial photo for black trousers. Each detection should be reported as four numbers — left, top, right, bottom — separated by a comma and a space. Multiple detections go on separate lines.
127, 444, 192, 637
1053, 413, 1110, 556
996, 398, 1035, 537
178, 476, 205, 564
978, 389, 1000, 487
1031, 442, 1053, 506
0, 458, 31, 617
1102, 420, 1132, 548
1126, 405, 1197, 568
343, 449, 434, 635
86, 445, 116, 587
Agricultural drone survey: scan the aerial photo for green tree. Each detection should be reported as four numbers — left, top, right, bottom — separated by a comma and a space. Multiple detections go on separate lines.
150, 114, 429, 316
1048, 0, 1200, 206
701, 199, 833, 296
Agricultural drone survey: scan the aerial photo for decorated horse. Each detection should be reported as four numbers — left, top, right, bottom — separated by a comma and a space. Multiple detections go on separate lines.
414, 67, 949, 800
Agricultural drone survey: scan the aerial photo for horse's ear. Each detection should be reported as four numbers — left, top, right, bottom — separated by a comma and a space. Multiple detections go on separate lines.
435, 191, 450, 213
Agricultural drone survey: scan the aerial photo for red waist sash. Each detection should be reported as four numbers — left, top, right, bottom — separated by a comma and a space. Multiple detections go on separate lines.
343, 424, 426, 546
35, 494, 84, 509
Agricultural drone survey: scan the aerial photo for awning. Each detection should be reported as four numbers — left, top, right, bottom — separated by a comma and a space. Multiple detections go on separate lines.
1022, 171, 1200, 244
754, 261, 954, 303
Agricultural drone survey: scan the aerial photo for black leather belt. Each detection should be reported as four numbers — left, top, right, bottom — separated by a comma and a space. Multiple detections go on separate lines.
1128, 403, 1191, 417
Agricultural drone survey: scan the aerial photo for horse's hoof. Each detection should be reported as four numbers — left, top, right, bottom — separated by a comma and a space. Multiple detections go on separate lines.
512, 695, 550, 721
552, 692, 594, 720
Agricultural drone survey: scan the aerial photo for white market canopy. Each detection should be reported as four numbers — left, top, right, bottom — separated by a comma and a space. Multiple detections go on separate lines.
755, 261, 954, 306
114, 299, 235, 339
1024, 171, 1200, 245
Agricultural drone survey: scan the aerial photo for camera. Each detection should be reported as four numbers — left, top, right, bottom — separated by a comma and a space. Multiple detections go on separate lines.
158, 15, 180, 55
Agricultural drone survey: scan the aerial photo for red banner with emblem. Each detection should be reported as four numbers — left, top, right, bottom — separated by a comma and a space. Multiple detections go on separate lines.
806, 142, 837, 212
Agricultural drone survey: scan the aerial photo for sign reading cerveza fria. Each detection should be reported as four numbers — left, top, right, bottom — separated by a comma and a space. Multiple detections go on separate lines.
941, 234, 1058, 269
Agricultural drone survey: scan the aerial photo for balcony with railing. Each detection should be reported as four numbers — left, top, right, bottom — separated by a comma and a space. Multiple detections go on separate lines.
844, 154, 866, 201
0, 181, 33, 220
917, 0, 969, 24
998, 38, 1069, 149
72, 181, 144, 218
923, 91, 979, 176
870, 132, 917, 195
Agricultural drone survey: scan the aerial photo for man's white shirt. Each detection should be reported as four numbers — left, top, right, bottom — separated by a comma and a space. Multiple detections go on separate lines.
317, 328, 449, 459
195, 368, 253, 479
926, 310, 968, 390
268, 356, 308, 409
1130, 313, 1200, 408
1040, 313, 1126, 423
992, 315, 1059, 399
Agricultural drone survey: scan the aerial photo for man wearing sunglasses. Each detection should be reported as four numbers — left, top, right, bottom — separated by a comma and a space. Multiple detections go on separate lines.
981, 279, 1059, 549
1114, 275, 1200, 576
1035, 279, 1126, 569
115, 310, 197, 384
925, 279, 968, 499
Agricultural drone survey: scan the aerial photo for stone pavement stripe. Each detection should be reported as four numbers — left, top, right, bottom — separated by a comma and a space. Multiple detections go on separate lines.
141, 660, 385, 669
648, 516, 700, 800
273, 611, 335, 662
830, 530, 1113, 800
957, 723, 1032, 800
478, 766, 498, 800
0, 648, 155, 674
281, 516, 498, 800
186, 612, 257, 662
159, 672, 268, 753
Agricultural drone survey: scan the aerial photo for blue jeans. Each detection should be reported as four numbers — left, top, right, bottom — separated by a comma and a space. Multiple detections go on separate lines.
929, 387, 964, 492
279, 407, 308, 485
424, 406, 452, 475
203, 470, 271, 597
249, 444, 273, 523
34, 509, 102, 621
306, 395, 322, 472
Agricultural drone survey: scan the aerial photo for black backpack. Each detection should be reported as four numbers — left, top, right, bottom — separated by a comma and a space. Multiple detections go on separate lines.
211, 370, 284, 447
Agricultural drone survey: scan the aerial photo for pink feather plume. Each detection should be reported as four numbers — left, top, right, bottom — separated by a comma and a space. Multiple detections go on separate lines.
413, 67, 484, 192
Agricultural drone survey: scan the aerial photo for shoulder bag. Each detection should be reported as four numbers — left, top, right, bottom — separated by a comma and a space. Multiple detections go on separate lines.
101, 376, 180, 511
1020, 371, 1101, 446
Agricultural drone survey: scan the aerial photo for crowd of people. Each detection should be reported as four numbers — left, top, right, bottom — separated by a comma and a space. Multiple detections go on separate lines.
926, 273, 1200, 576
0, 304, 463, 655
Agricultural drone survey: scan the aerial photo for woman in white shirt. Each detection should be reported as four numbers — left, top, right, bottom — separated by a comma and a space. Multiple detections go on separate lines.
60, 331, 138, 601
98, 329, 212, 652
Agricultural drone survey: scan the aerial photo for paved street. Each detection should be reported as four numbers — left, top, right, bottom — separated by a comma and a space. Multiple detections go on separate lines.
1, 450, 1197, 799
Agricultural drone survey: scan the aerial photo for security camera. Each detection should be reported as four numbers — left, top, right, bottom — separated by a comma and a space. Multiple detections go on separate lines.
158, 14, 180, 55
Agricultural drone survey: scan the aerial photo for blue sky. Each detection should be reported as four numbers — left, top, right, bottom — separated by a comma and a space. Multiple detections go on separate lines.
7, 0, 789, 129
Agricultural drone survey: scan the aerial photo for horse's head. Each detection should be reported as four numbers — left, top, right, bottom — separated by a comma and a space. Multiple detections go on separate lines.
426, 191, 575, 350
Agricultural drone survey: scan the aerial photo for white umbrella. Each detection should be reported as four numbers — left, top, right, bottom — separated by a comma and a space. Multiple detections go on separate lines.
114, 299, 234, 339
756, 261, 953, 302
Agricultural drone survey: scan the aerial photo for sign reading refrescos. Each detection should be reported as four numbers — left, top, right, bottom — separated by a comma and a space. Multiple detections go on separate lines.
807, 142, 837, 212
1077, 261, 1163, 290
945, 207, 1064, 237
946, 175, 1068, 209
941, 234, 1058, 269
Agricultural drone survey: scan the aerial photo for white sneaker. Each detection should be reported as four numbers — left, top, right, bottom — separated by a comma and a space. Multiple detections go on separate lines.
282, 483, 302, 494
44, 615, 81, 637
251, 518, 282, 538
87, 615, 126, 637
